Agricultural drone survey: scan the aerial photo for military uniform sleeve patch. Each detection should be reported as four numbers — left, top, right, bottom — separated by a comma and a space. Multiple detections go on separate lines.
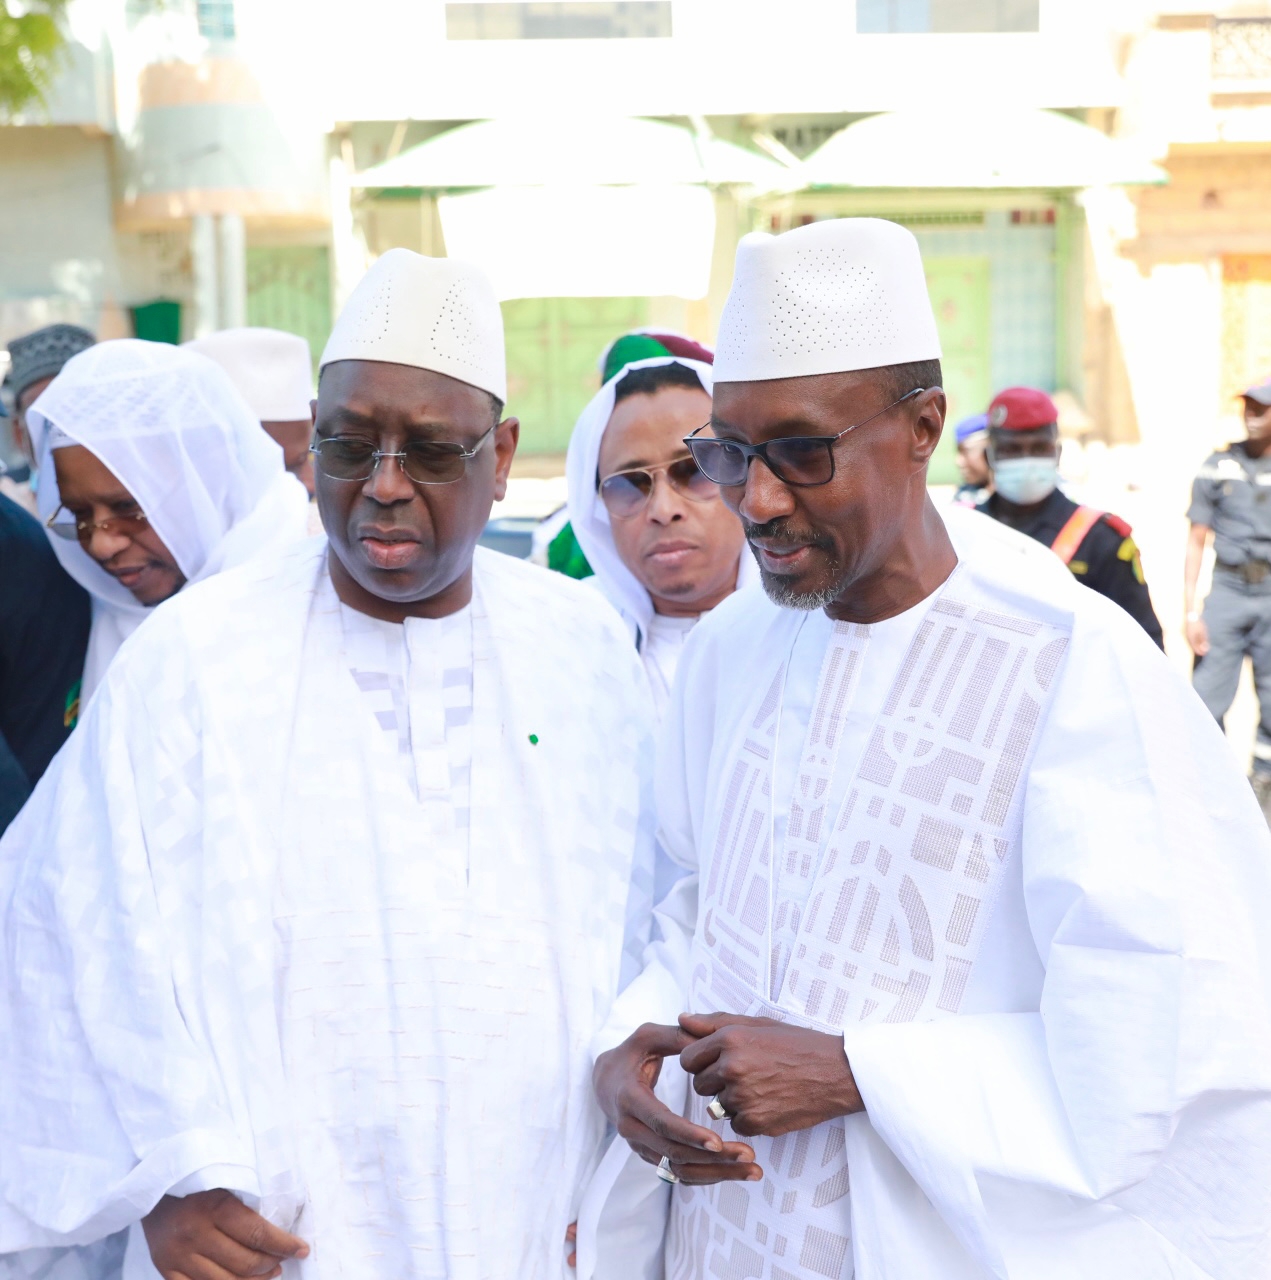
1117, 536, 1146, 584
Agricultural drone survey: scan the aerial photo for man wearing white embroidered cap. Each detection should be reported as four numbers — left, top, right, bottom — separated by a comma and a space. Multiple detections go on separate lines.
185, 327, 317, 494
587, 218, 1271, 1279
0, 248, 655, 1280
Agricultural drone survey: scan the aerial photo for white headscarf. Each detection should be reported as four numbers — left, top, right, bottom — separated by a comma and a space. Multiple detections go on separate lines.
565, 354, 758, 646
29, 339, 311, 699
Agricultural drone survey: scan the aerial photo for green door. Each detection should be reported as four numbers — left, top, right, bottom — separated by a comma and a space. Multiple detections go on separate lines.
924, 256, 991, 486
503, 297, 650, 455
246, 246, 333, 372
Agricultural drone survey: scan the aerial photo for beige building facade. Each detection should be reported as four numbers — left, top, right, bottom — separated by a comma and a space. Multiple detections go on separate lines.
6, 0, 1271, 481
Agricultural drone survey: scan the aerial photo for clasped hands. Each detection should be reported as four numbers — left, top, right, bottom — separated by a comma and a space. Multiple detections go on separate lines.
141, 1012, 863, 1277
593, 1011, 865, 1185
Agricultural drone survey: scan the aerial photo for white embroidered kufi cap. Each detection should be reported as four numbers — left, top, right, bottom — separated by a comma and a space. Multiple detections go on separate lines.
320, 248, 507, 403
184, 327, 314, 421
714, 218, 942, 383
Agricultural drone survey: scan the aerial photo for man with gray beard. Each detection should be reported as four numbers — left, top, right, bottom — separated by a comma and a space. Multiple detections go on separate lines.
578, 218, 1271, 1280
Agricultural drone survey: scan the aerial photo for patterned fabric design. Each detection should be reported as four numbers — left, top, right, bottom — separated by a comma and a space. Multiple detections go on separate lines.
668, 1101, 854, 1280
667, 569, 1071, 1280
770, 622, 869, 998
342, 602, 475, 828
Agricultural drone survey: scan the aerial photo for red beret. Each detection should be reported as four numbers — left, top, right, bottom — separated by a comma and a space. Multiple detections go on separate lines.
987, 387, 1058, 432
645, 331, 715, 366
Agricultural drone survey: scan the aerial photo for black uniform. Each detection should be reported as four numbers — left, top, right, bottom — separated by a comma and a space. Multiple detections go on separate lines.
977, 488, 1164, 647
0, 492, 91, 832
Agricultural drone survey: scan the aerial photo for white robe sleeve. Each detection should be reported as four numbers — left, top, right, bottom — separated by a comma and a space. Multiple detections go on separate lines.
578, 623, 710, 1280
841, 607, 1271, 1280
592, 625, 707, 1055
0, 622, 296, 1254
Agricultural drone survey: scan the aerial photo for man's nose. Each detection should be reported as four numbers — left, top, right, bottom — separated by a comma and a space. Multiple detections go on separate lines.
363, 451, 416, 504
645, 472, 685, 525
734, 458, 796, 527
86, 527, 132, 563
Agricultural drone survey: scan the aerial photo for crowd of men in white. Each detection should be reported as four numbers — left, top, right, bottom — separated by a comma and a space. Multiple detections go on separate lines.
2, 218, 1270, 1280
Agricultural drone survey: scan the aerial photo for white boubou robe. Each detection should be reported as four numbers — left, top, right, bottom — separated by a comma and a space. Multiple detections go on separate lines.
0, 539, 655, 1280
579, 506, 1271, 1280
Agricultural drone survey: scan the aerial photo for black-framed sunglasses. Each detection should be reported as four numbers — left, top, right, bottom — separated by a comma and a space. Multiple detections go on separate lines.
311, 423, 496, 486
598, 455, 717, 519
683, 387, 930, 488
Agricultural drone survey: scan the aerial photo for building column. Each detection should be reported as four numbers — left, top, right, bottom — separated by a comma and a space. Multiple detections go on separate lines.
191, 213, 219, 339
329, 147, 369, 315
218, 213, 248, 329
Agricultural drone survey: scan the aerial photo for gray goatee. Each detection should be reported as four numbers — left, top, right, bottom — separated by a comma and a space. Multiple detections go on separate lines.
759, 570, 843, 611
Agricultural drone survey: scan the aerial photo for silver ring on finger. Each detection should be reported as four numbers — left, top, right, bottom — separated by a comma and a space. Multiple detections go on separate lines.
657, 1155, 680, 1184
707, 1095, 728, 1121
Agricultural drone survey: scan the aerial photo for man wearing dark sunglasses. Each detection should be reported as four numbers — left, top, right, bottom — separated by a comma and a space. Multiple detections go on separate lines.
1, 250, 655, 1280
584, 218, 1271, 1280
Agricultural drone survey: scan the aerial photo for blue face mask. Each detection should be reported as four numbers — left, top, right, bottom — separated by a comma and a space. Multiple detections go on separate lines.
992, 456, 1058, 505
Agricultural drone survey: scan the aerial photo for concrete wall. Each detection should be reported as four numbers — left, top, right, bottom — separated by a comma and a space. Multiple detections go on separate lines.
0, 127, 126, 344
0, 126, 199, 347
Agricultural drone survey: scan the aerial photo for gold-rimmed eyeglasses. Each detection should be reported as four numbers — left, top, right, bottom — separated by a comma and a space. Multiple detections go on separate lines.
598, 455, 718, 519
46, 506, 150, 543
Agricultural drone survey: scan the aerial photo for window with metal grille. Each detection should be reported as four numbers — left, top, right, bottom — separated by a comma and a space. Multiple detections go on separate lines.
1213, 19, 1271, 80
446, 2, 672, 39
857, 0, 1038, 34
197, 0, 236, 39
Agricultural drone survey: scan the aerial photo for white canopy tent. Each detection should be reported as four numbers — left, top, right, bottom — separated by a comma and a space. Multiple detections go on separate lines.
351, 116, 788, 300
791, 108, 1166, 191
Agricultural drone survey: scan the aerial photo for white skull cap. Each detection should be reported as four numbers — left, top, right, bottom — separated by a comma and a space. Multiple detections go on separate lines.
185, 327, 313, 422
714, 218, 942, 383
320, 248, 507, 403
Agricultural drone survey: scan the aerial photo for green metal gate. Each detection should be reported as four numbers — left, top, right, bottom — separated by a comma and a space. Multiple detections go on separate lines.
246, 245, 333, 371
503, 297, 650, 454
924, 255, 992, 486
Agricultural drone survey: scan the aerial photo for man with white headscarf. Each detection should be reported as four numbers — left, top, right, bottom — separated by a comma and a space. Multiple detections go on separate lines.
582, 219, 1271, 1280
567, 331, 755, 724
28, 340, 311, 700
0, 249, 653, 1280
566, 333, 754, 915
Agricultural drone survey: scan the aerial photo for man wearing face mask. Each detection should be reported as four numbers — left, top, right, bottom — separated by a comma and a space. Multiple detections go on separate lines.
977, 386, 1163, 647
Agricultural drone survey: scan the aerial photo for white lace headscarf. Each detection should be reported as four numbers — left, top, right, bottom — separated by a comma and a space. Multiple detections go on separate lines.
565, 354, 758, 647
29, 339, 311, 699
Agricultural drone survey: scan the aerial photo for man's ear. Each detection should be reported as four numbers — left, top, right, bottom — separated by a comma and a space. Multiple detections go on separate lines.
492, 417, 520, 504
309, 398, 318, 429
911, 387, 946, 466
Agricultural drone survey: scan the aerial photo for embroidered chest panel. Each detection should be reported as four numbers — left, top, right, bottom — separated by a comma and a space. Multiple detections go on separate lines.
693, 581, 1071, 1032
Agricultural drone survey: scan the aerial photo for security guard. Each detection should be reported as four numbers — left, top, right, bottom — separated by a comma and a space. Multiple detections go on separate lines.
952, 411, 991, 506
977, 386, 1164, 647
1186, 377, 1271, 813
